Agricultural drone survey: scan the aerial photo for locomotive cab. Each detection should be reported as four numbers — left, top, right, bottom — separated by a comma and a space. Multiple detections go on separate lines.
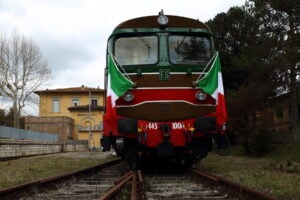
101, 11, 227, 168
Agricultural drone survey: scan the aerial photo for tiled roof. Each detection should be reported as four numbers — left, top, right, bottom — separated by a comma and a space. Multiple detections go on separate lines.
35, 85, 104, 95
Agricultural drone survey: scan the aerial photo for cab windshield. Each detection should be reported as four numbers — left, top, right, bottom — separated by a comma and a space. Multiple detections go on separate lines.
168, 35, 212, 65
115, 36, 158, 65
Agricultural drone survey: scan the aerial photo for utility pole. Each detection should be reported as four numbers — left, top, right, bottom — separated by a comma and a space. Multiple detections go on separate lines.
88, 89, 93, 151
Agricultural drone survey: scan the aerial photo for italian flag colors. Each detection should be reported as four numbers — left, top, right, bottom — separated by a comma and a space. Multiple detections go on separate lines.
197, 53, 228, 126
105, 54, 134, 120
104, 52, 227, 129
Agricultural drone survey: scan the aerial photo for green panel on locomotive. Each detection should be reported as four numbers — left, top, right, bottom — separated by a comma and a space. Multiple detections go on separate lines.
106, 14, 215, 75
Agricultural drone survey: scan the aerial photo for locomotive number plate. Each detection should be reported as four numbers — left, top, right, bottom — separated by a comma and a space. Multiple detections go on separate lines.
146, 122, 185, 130
159, 69, 170, 80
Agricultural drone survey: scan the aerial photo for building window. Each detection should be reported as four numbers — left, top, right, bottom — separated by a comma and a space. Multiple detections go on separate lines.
72, 98, 79, 106
276, 108, 283, 119
298, 104, 300, 119
52, 98, 60, 112
91, 98, 98, 107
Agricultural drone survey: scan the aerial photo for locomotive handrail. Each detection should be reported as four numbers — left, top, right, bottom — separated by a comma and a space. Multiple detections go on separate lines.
195, 51, 218, 83
108, 51, 133, 82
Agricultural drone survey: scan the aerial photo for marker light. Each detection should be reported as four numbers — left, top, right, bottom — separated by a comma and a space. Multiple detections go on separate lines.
222, 123, 226, 131
195, 91, 207, 101
189, 127, 195, 132
123, 92, 134, 102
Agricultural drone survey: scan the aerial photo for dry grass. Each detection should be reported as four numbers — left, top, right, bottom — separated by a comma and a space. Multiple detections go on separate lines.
0, 152, 118, 190
195, 145, 300, 200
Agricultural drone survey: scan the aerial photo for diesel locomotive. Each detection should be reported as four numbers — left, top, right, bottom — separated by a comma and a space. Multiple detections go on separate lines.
101, 10, 228, 167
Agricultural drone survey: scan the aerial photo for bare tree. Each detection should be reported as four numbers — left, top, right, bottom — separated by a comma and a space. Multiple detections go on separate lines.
0, 31, 51, 128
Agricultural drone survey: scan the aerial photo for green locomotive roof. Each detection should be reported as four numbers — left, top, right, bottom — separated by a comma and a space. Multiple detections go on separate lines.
114, 15, 211, 33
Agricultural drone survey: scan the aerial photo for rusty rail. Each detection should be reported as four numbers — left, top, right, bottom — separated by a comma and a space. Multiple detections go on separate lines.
137, 170, 144, 184
131, 173, 138, 200
190, 168, 278, 200
98, 171, 134, 200
114, 171, 134, 185
98, 170, 144, 200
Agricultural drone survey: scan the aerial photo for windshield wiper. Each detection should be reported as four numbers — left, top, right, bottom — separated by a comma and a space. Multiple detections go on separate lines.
134, 29, 151, 58
175, 29, 192, 52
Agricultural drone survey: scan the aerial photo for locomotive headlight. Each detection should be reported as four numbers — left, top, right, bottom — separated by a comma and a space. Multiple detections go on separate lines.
158, 15, 169, 26
195, 91, 207, 101
157, 9, 168, 26
123, 92, 134, 102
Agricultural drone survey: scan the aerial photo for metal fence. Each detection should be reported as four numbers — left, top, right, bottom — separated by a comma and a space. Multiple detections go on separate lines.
0, 126, 58, 142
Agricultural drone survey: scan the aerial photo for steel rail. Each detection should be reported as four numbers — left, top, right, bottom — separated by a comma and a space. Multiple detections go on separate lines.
190, 168, 278, 200
98, 171, 142, 200
98, 171, 134, 200
98, 170, 143, 200
137, 170, 144, 184
131, 173, 138, 200
114, 171, 134, 185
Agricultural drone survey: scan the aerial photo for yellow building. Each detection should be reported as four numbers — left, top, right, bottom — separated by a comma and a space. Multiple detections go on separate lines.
33, 85, 105, 149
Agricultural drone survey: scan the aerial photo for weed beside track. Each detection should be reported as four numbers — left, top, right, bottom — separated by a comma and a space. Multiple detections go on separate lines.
195, 145, 300, 200
0, 151, 118, 190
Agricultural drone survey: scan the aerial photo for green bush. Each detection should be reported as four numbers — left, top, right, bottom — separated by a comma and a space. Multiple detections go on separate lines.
247, 127, 272, 156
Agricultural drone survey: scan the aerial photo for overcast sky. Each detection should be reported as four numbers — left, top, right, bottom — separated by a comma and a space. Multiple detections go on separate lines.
0, 0, 245, 115
0, 0, 246, 89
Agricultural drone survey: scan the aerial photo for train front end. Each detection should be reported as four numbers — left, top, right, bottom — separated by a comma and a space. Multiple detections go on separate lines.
101, 11, 227, 167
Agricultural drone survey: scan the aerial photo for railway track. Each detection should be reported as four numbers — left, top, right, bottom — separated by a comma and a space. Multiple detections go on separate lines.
144, 172, 231, 199
0, 160, 277, 200
31, 162, 129, 199
143, 168, 277, 200
0, 159, 129, 200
